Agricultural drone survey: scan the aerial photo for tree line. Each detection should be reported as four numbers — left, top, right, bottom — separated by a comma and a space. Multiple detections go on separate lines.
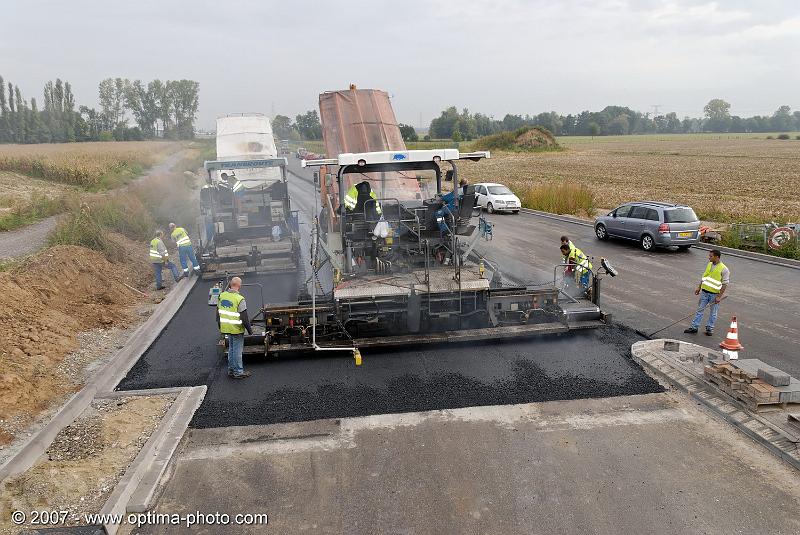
0, 74, 199, 144
271, 111, 322, 141
425, 100, 800, 141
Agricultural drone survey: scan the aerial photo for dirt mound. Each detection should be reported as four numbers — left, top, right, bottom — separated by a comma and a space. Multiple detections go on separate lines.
474, 126, 560, 152
0, 239, 150, 438
514, 127, 557, 149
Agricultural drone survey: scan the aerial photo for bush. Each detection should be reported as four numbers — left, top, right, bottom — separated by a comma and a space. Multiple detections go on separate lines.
521, 182, 596, 217
777, 134, 791, 140
92, 194, 155, 240
766, 135, 774, 139
796, 135, 800, 140
47, 203, 111, 254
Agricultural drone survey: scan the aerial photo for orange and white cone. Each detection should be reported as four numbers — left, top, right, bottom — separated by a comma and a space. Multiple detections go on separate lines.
719, 316, 743, 360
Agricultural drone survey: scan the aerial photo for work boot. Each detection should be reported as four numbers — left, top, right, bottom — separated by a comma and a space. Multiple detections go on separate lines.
227, 370, 235, 377
232, 371, 252, 379
704, 329, 714, 336
683, 327, 698, 334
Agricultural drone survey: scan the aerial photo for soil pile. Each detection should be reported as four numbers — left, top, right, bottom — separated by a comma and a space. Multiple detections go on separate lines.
514, 127, 558, 149
0, 239, 150, 441
474, 126, 560, 152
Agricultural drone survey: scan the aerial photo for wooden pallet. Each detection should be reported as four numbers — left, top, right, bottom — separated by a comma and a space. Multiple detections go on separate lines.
705, 364, 782, 411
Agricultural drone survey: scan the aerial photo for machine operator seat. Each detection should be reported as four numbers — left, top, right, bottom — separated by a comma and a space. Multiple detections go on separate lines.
455, 186, 478, 235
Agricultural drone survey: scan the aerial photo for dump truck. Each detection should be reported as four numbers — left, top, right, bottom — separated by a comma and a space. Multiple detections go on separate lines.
199, 114, 299, 278
234, 88, 614, 362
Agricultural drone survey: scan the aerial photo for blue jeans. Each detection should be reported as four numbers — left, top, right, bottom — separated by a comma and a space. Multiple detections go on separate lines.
691, 290, 720, 331
178, 245, 200, 273
227, 333, 245, 375
152, 261, 181, 288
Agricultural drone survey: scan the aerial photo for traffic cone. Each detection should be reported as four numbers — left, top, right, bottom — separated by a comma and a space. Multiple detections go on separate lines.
719, 316, 743, 360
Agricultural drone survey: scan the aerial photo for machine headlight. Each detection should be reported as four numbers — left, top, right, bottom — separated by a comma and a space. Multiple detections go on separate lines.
495, 199, 506, 204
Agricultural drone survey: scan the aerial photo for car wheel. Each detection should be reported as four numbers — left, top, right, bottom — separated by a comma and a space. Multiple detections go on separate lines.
487, 203, 494, 214
641, 234, 655, 251
678, 244, 692, 251
595, 223, 608, 240
512, 210, 519, 214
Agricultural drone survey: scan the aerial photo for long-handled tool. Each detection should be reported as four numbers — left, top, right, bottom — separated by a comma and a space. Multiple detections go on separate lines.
637, 295, 728, 338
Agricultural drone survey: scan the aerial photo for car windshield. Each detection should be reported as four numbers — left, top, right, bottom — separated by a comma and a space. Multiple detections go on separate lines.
488, 185, 513, 195
664, 208, 698, 223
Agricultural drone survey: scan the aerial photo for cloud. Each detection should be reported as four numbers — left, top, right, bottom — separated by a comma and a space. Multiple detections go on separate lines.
646, 1, 751, 26
2, 0, 798, 127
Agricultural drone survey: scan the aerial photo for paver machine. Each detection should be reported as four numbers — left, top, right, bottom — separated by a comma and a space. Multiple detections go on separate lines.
199, 114, 300, 279
236, 87, 614, 363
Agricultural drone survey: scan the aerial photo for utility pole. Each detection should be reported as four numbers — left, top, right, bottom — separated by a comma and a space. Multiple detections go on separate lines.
651, 104, 662, 117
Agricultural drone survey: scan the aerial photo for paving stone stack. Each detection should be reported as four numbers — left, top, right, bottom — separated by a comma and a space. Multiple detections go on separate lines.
704, 358, 800, 411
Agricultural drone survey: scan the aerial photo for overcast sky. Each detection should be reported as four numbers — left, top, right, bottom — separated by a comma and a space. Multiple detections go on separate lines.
4, 0, 799, 129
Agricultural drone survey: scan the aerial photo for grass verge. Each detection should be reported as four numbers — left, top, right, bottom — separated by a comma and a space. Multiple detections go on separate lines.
520, 182, 596, 218
0, 193, 65, 231
47, 156, 202, 258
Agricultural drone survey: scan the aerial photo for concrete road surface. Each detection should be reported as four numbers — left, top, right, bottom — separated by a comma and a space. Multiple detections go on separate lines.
286, 158, 800, 377
128, 394, 800, 535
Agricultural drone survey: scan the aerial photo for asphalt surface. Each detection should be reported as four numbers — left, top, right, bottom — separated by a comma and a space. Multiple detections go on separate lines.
118, 271, 661, 428
473, 208, 800, 376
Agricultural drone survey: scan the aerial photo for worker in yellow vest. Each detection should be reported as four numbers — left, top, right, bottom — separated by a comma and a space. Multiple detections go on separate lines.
149, 230, 183, 290
560, 235, 576, 257
216, 276, 253, 379
344, 181, 382, 218
560, 242, 593, 290
685, 249, 729, 336
169, 222, 201, 277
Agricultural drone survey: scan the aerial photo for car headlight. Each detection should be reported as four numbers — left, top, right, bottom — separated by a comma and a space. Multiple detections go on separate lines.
495, 200, 506, 204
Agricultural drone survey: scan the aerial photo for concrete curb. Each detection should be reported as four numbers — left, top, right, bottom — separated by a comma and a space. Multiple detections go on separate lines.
694, 242, 800, 270
632, 339, 800, 471
99, 386, 206, 535
517, 208, 800, 269
518, 207, 594, 228
0, 277, 198, 482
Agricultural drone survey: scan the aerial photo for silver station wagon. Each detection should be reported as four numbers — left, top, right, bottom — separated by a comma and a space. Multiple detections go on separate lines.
594, 201, 701, 251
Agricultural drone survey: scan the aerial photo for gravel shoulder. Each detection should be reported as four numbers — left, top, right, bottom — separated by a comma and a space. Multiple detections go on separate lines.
0, 394, 174, 535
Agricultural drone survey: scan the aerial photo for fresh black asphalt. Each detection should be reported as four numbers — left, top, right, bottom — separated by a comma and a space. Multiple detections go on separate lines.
118, 275, 662, 428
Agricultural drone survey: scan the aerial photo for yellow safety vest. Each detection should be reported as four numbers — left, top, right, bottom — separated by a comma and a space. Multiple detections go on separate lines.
171, 227, 192, 247
149, 238, 167, 263
700, 261, 726, 294
344, 184, 382, 214
218, 290, 245, 334
567, 247, 593, 274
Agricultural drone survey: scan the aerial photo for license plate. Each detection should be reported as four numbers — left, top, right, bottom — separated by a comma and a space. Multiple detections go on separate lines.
678, 232, 692, 237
